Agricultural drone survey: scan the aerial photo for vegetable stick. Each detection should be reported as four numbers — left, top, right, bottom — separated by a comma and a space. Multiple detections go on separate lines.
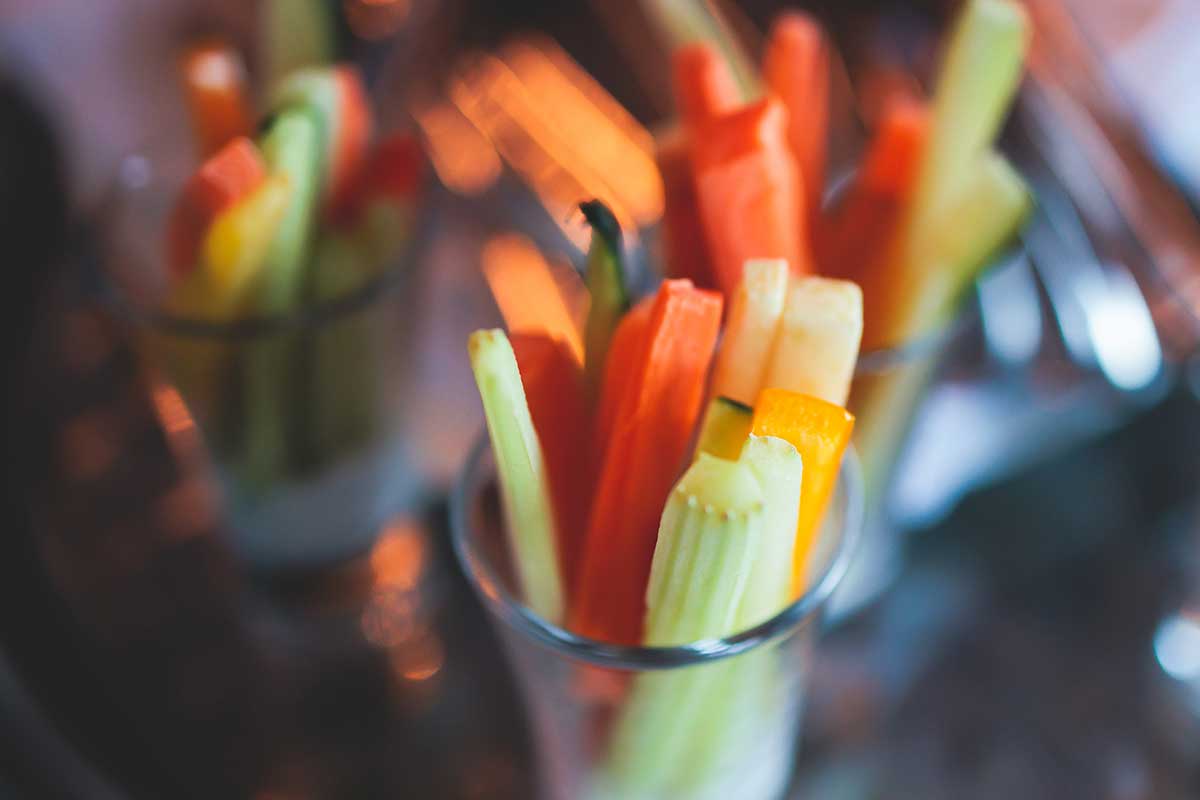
571, 280, 723, 645
912, 0, 1030, 230
604, 454, 764, 792
580, 200, 630, 400
168, 174, 293, 322
239, 110, 323, 486
511, 332, 591, 591
691, 97, 807, 295
819, 98, 929, 284
735, 435, 804, 628
272, 66, 375, 220
762, 11, 830, 237
656, 128, 717, 288
761, 276, 863, 407
178, 39, 254, 158
482, 234, 585, 365
166, 137, 267, 278
672, 42, 741, 127
709, 257, 788, 406
469, 329, 565, 622
592, 294, 653, 465
694, 396, 753, 461
261, 0, 335, 93
751, 389, 854, 591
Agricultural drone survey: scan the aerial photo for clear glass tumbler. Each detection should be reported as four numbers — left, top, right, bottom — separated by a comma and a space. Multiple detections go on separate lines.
451, 436, 864, 800
101, 150, 429, 571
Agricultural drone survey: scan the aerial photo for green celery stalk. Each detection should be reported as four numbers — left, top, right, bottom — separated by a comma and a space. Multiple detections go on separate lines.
239, 110, 322, 489
602, 455, 763, 795
580, 200, 629, 400
913, 0, 1030, 228
469, 329, 565, 622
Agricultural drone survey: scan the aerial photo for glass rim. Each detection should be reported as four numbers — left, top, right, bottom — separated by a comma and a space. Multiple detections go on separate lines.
450, 432, 865, 671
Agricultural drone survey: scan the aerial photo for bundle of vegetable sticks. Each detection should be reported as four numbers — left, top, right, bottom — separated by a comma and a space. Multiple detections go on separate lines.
154, 0, 423, 491
470, 1, 1030, 795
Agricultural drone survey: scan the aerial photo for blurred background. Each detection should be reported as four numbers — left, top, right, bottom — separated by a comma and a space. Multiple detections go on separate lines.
4, 0, 1200, 797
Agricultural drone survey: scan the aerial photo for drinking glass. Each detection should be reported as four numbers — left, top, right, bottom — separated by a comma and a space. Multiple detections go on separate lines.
450, 436, 864, 800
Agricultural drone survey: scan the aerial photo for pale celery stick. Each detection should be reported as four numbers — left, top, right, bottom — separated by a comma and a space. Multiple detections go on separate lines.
261, 0, 335, 93
240, 110, 322, 488
710, 258, 788, 407
693, 397, 753, 461
761, 276, 863, 406
580, 200, 629, 400
674, 436, 804, 791
469, 330, 565, 623
897, 151, 1032, 336
735, 435, 804, 628
912, 0, 1030, 227
604, 455, 763, 794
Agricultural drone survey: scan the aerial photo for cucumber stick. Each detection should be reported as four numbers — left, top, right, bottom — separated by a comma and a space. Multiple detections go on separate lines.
914, 0, 1030, 227
761, 276, 863, 407
469, 330, 565, 623
239, 111, 323, 487
693, 396, 753, 461
710, 258, 788, 407
261, 0, 335, 93
604, 455, 763, 795
580, 200, 629, 398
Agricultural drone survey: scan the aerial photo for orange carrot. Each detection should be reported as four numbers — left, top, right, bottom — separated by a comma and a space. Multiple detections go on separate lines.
571, 280, 723, 644
818, 98, 930, 283
511, 332, 592, 590
658, 44, 741, 289
672, 42, 741, 128
656, 129, 717, 288
178, 39, 254, 158
166, 137, 267, 277
691, 97, 807, 295
763, 11, 829, 237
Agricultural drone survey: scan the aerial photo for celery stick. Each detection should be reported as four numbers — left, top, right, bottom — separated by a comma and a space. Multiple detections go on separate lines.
580, 200, 629, 399
761, 276, 863, 407
898, 151, 1032, 335
469, 330, 565, 623
693, 396, 753, 461
914, 0, 1030, 225
261, 0, 335, 93
735, 435, 804, 628
239, 110, 323, 488
710, 259, 788, 407
604, 455, 763, 794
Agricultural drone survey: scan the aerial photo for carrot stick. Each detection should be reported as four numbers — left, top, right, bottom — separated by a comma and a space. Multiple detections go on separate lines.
511, 332, 591, 591
166, 137, 267, 278
592, 295, 654, 464
762, 12, 829, 238
571, 280, 723, 645
691, 97, 807, 295
178, 39, 254, 158
672, 43, 741, 128
658, 43, 740, 289
818, 98, 930, 285
656, 129, 717, 288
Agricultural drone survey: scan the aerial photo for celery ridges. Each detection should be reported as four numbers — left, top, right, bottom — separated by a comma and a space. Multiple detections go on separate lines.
469, 329, 565, 623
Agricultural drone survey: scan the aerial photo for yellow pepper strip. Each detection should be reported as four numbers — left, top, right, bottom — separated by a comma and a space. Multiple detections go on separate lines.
751, 388, 854, 593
